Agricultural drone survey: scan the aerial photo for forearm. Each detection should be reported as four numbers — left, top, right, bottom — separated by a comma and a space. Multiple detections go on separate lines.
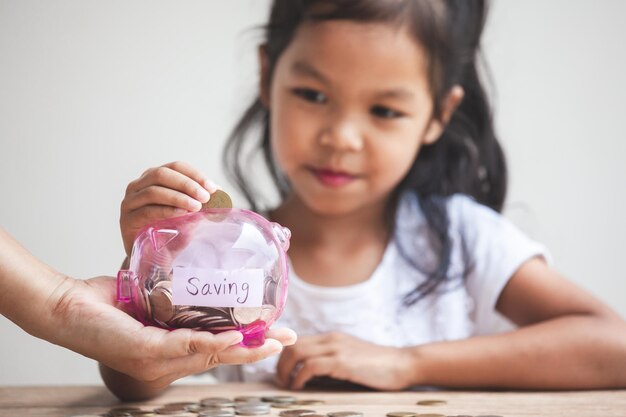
99, 363, 168, 402
0, 228, 69, 338
406, 315, 626, 389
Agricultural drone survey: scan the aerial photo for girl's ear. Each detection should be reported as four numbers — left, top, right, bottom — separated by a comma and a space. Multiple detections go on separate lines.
423, 85, 465, 144
259, 44, 271, 108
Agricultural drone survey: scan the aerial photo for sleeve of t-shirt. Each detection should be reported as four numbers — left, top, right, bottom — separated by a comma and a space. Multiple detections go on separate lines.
447, 195, 550, 335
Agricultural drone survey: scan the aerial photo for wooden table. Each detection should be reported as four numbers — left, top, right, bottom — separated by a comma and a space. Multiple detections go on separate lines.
1, 383, 625, 417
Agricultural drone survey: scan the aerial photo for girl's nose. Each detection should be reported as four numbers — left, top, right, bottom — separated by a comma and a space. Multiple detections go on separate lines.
318, 116, 364, 152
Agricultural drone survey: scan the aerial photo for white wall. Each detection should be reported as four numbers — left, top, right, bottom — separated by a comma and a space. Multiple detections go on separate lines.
0, 0, 624, 385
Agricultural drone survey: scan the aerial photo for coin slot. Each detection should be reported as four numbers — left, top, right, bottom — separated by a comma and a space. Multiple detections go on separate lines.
150, 228, 179, 252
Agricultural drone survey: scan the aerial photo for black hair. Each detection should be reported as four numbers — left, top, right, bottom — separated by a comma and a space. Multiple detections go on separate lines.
223, 0, 506, 306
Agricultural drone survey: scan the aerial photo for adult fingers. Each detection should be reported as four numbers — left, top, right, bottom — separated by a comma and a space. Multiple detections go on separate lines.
217, 338, 284, 365
265, 327, 297, 347
152, 329, 242, 360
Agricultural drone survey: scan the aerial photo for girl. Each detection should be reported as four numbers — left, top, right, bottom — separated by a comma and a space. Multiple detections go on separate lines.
106, 0, 626, 398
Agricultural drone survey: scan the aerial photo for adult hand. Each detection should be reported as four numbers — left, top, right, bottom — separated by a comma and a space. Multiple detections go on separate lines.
50, 275, 296, 386
276, 332, 411, 391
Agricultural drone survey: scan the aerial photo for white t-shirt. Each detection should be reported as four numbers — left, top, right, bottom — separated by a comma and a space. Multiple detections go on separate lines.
199, 193, 548, 383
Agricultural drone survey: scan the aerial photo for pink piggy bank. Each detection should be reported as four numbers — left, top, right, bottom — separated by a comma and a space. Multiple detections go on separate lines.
117, 208, 291, 347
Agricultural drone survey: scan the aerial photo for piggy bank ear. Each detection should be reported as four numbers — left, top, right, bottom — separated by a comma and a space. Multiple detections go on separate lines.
271, 223, 291, 252
151, 228, 180, 252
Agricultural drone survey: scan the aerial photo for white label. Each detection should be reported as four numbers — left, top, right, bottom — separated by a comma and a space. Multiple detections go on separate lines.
172, 266, 264, 307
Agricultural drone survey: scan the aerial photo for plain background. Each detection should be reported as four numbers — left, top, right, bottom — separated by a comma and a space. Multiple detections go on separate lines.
1, 0, 624, 385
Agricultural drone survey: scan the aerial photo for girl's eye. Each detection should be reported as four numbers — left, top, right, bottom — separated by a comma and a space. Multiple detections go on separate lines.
371, 105, 405, 119
292, 88, 328, 104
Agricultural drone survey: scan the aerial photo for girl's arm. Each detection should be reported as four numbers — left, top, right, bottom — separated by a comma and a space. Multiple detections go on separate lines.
403, 257, 626, 389
277, 258, 626, 390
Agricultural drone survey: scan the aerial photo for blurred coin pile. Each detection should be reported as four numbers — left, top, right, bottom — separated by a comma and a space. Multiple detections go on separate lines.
68, 395, 503, 417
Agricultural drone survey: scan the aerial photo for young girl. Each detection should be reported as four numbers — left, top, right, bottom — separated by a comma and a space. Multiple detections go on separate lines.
106, 0, 626, 397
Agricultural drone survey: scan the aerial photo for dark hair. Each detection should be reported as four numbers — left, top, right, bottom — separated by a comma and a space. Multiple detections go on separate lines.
223, 0, 506, 305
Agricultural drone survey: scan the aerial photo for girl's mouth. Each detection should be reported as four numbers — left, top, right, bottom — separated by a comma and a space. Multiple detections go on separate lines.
309, 167, 357, 187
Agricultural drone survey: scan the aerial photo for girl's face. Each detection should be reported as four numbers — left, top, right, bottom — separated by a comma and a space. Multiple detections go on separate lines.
263, 21, 448, 216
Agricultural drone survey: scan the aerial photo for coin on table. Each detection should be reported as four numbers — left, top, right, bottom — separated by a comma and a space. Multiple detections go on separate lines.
198, 411, 236, 417
294, 399, 325, 406
235, 396, 264, 403
263, 395, 297, 404
327, 413, 364, 417
386, 413, 418, 417
415, 414, 446, 417
70, 415, 107, 417
203, 190, 233, 209
234, 405, 271, 415
154, 407, 188, 415
200, 397, 236, 407
416, 399, 447, 406
278, 410, 317, 417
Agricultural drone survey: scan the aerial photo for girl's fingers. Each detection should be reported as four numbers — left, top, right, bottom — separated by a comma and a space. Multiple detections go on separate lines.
125, 185, 202, 212
290, 356, 336, 390
162, 161, 220, 194
130, 165, 211, 204
276, 337, 332, 385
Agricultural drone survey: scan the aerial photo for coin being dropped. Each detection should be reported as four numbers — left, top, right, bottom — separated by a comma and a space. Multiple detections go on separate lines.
417, 400, 447, 406
203, 190, 233, 209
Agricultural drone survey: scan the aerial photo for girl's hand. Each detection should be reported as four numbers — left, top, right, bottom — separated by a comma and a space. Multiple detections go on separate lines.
276, 332, 414, 391
120, 161, 218, 256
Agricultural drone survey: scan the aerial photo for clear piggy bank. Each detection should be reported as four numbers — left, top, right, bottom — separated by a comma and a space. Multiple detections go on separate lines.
117, 208, 291, 347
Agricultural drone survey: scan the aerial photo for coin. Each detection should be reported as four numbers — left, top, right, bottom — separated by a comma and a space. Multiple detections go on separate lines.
417, 400, 447, 406
234, 404, 271, 415
294, 400, 325, 406
235, 396, 263, 403
203, 190, 233, 209
278, 410, 317, 417
263, 395, 297, 404
233, 307, 263, 325
327, 413, 364, 417
416, 414, 445, 417
201, 397, 235, 407
198, 411, 235, 417
150, 284, 174, 323
386, 413, 417, 417
154, 407, 185, 415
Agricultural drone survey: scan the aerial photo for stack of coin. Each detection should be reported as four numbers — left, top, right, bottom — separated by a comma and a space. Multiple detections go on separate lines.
76, 393, 500, 417
140, 266, 278, 332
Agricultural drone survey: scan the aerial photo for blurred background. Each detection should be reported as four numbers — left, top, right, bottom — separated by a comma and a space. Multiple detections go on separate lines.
1, 0, 624, 385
